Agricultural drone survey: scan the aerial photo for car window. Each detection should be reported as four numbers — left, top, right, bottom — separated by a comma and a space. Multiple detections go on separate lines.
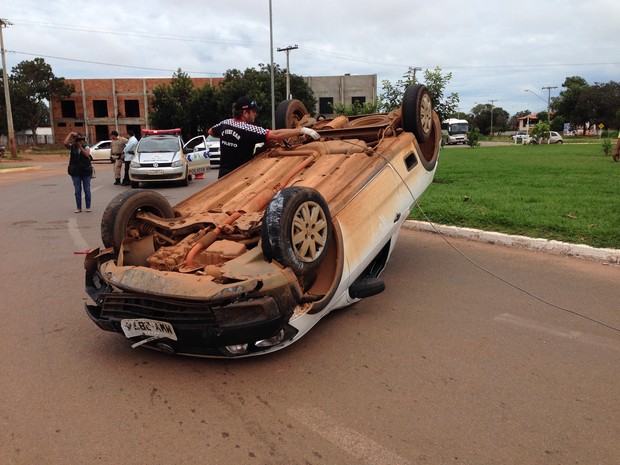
184, 136, 205, 151
207, 135, 220, 142
138, 137, 180, 152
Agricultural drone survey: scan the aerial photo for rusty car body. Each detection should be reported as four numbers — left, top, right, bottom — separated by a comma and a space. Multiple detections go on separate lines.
84, 84, 441, 358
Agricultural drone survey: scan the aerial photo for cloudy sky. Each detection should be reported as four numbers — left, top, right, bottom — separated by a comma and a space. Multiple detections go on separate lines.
3, 0, 619, 117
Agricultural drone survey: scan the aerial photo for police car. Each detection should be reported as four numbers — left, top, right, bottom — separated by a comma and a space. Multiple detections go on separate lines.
128, 129, 211, 187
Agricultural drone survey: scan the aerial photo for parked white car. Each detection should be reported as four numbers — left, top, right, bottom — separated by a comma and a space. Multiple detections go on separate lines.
89, 140, 114, 163
511, 131, 529, 143
525, 131, 564, 145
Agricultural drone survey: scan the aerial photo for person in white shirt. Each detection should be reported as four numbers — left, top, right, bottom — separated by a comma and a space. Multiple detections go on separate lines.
121, 130, 138, 186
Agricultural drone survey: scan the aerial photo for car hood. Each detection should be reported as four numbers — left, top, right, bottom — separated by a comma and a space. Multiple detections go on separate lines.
137, 151, 179, 163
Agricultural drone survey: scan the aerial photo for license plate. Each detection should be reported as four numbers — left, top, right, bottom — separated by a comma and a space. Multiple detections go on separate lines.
147, 170, 164, 176
121, 318, 177, 341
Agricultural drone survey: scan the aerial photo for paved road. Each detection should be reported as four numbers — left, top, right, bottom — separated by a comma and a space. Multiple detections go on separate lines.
1, 162, 619, 465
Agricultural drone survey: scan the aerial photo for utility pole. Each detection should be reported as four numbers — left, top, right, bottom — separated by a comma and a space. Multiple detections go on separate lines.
0, 18, 17, 158
412, 66, 422, 82
541, 85, 557, 124
277, 45, 298, 100
268, 0, 275, 128
489, 99, 496, 138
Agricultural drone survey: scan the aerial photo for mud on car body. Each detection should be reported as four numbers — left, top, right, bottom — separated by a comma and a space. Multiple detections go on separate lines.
84, 84, 442, 358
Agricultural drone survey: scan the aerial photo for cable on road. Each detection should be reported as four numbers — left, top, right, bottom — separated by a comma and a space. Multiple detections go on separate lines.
414, 203, 620, 333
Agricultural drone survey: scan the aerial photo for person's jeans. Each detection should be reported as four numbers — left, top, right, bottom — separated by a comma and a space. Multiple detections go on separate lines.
71, 175, 92, 209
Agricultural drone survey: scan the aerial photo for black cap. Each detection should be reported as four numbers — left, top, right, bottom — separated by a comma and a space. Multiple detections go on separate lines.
234, 97, 261, 112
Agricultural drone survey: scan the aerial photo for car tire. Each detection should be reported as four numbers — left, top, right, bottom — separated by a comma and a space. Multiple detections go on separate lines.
101, 190, 175, 252
401, 84, 433, 143
180, 169, 189, 186
262, 187, 332, 276
275, 99, 309, 129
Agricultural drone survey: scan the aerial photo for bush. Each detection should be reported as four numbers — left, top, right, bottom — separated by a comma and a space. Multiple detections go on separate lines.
466, 128, 481, 147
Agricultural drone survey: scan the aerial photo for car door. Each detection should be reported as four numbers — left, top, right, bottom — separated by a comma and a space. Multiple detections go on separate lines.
183, 136, 211, 175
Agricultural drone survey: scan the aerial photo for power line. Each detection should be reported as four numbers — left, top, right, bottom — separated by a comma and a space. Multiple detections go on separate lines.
10, 19, 620, 73
6, 50, 223, 76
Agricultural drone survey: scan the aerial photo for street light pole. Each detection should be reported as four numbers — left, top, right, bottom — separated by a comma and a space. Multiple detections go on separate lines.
0, 18, 17, 158
524, 88, 551, 123
541, 85, 557, 124
412, 66, 422, 82
489, 100, 496, 138
277, 45, 298, 100
268, 0, 275, 128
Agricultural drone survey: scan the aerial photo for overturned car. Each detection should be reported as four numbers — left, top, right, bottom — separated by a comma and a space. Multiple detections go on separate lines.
84, 84, 441, 358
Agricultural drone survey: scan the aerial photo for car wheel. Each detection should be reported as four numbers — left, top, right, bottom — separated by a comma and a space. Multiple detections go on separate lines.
275, 99, 309, 129
101, 190, 175, 252
556, 140, 563, 144
401, 84, 433, 143
180, 169, 189, 186
262, 187, 332, 276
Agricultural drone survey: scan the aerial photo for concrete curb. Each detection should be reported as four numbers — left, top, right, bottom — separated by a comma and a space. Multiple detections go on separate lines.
404, 220, 620, 265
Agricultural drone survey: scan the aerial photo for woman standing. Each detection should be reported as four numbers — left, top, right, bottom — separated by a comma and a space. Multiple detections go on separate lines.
64, 131, 93, 213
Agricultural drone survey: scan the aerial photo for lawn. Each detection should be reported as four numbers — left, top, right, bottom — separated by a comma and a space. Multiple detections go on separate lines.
410, 143, 620, 249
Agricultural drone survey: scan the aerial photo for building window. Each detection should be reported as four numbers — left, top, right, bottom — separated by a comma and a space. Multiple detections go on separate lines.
319, 97, 334, 115
93, 100, 108, 118
125, 100, 140, 117
95, 125, 109, 142
61, 100, 77, 118
352, 96, 366, 106
58, 122, 67, 127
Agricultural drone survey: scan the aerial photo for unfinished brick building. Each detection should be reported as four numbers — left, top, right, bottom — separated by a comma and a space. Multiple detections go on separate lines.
50, 77, 222, 145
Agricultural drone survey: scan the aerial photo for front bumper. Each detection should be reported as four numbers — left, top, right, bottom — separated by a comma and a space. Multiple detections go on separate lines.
129, 165, 186, 183
85, 258, 301, 357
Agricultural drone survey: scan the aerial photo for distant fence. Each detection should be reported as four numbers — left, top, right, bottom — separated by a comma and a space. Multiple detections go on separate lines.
0, 133, 55, 146
15, 133, 55, 145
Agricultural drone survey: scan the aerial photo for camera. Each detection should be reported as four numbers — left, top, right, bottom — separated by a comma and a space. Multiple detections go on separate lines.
74, 135, 86, 142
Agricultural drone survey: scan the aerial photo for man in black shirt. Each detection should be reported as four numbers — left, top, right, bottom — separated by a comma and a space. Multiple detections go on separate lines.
209, 97, 319, 178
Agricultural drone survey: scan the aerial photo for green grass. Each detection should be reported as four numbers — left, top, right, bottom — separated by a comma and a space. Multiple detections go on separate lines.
410, 143, 620, 249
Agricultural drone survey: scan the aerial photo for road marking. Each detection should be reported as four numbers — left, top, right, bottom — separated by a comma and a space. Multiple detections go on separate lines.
67, 217, 90, 251
495, 313, 620, 352
288, 407, 410, 465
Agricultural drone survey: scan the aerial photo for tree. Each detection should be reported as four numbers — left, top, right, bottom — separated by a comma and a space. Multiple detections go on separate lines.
555, 76, 589, 132
470, 103, 509, 136
149, 69, 199, 139
553, 77, 620, 133
590, 81, 620, 129
379, 66, 459, 121
422, 67, 460, 122
1, 58, 73, 144
215, 63, 316, 128
149, 65, 317, 137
